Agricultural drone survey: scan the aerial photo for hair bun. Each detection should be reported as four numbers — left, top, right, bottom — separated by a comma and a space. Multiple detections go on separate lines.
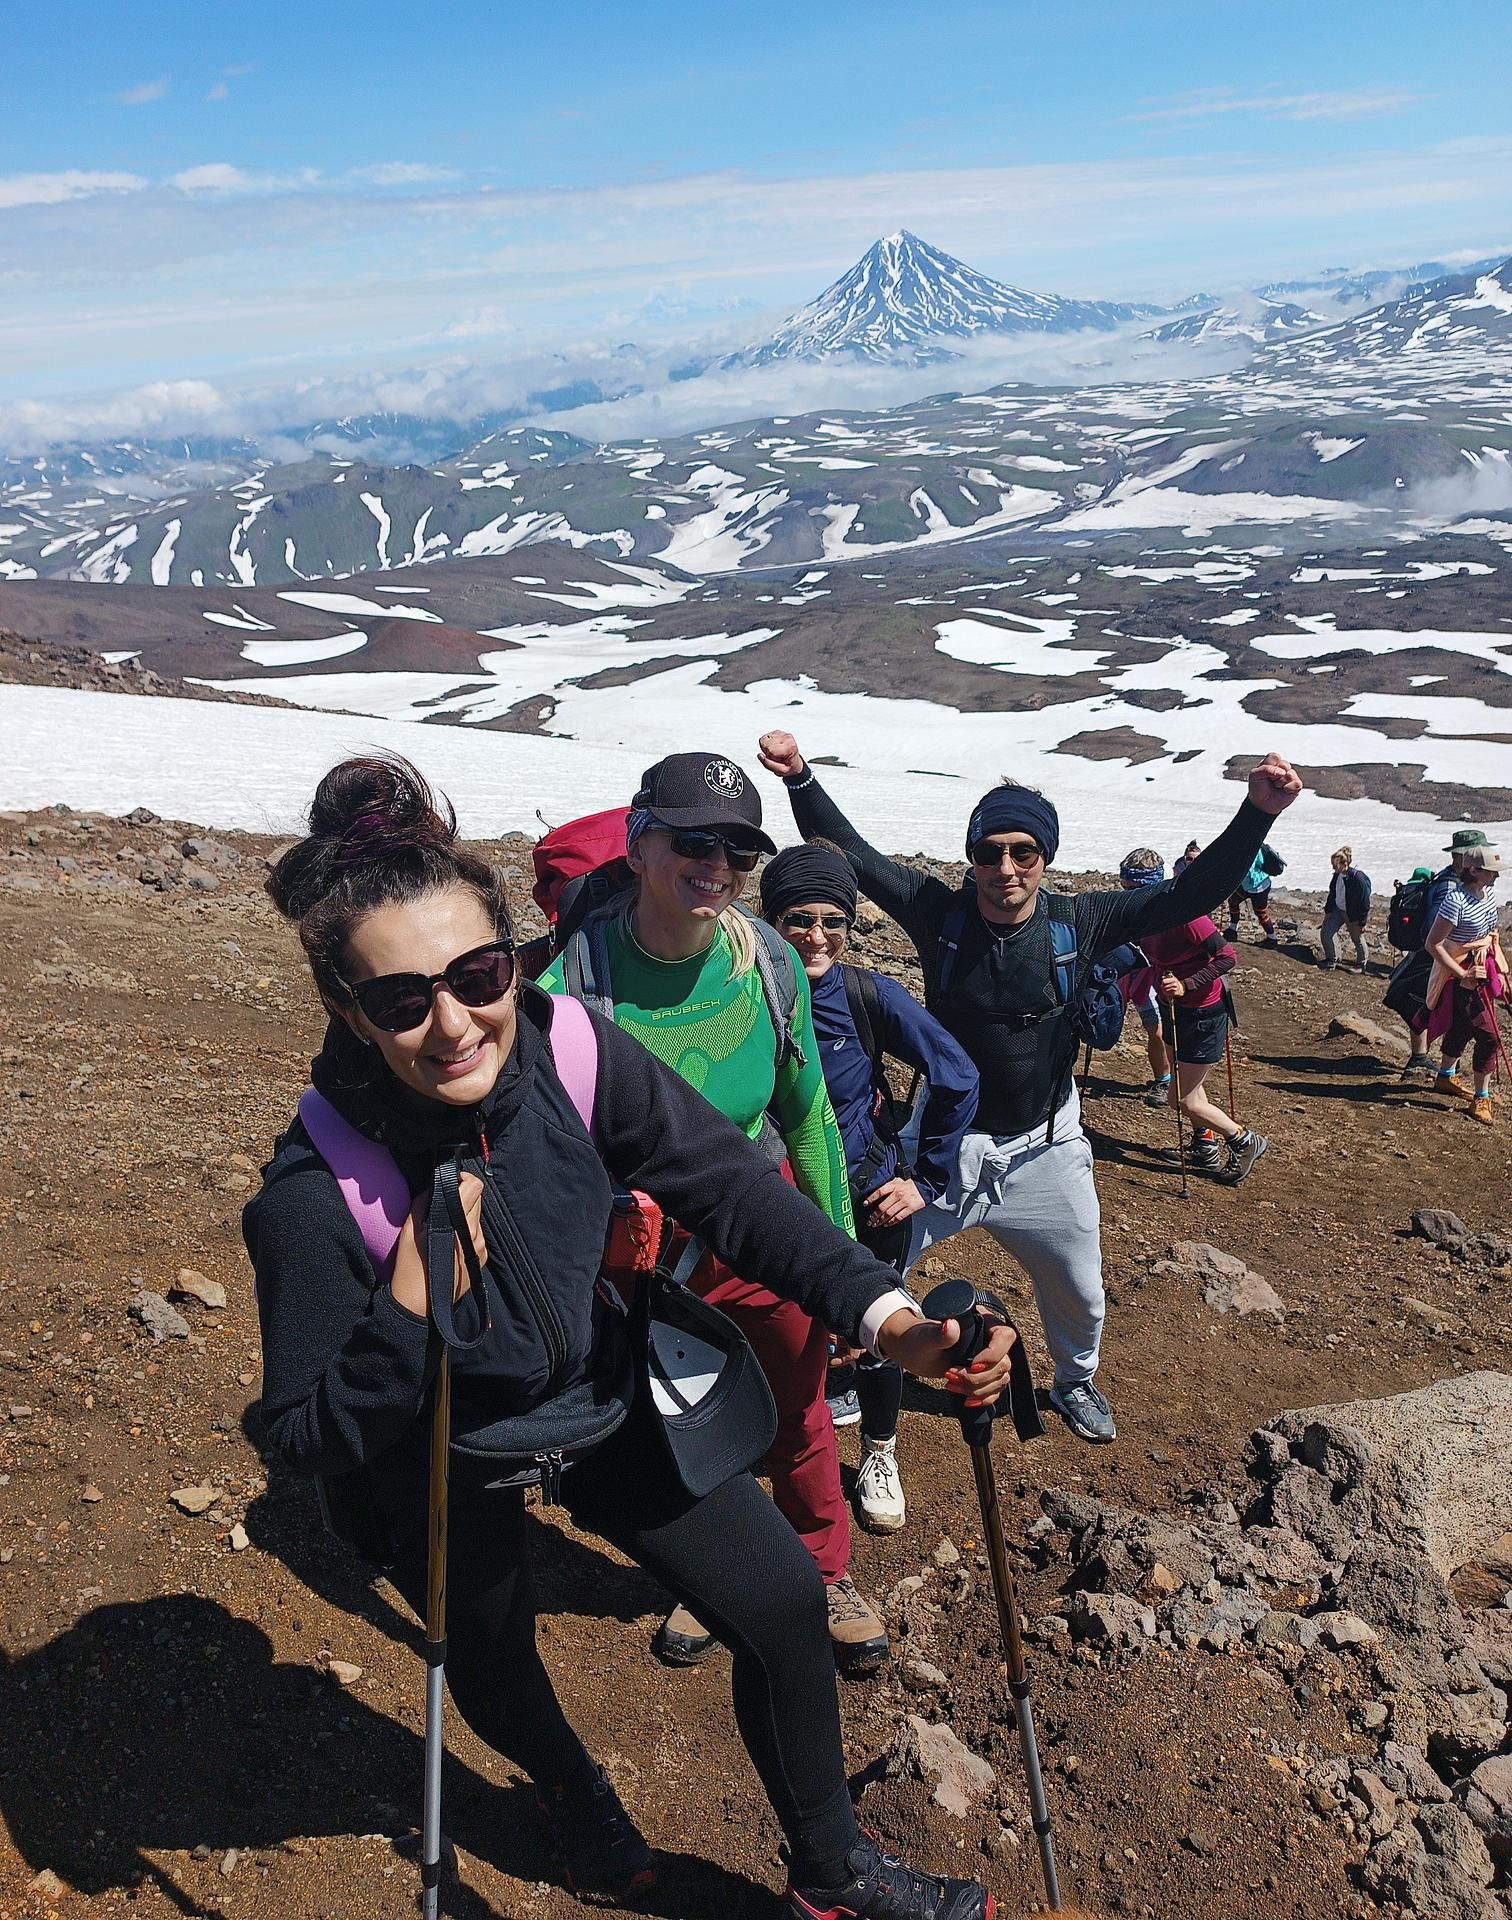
308, 754, 456, 847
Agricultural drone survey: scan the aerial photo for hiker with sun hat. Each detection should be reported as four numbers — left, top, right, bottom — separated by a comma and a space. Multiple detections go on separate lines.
758, 730, 1303, 1446
1417, 844, 1508, 1125
1387, 830, 1497, 1087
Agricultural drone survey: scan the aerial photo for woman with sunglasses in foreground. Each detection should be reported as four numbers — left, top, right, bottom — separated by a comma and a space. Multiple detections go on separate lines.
541, 753, 892, 1673
760, 844, 980, 1534
246, 753, 1012, 1919
758, 730, 1304, 1448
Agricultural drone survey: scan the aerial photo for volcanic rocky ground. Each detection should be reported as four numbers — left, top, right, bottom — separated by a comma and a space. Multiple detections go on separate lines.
1, 806, 1510, 1919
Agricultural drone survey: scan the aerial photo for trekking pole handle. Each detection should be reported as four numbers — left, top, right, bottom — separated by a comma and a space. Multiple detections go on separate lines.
921, 1278, 998, 1447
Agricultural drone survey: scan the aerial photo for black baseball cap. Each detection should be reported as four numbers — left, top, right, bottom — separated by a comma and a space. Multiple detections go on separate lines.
633, 752, 776, 852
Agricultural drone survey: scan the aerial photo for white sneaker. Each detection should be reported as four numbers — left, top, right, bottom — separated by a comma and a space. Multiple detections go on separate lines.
855, 1437, 906, 1533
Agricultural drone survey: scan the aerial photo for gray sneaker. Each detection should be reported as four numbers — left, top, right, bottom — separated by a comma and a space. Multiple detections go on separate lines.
1047, 1378, 1117, 1444
1399, 1056, 1438, 1082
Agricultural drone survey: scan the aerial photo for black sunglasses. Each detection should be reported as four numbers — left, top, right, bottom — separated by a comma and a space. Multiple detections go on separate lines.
663, 827, 763, 873
340, 939, 517, 1034
779, 910, 851, 933
970, 838, 1043, 871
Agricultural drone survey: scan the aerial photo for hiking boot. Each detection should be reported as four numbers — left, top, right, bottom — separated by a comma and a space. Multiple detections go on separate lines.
1262, 931, 1279, 948
1216, 1129, 1268, 1184
1158, 1135, 1221, 1173
855, 1436, 906, 1534
787, 1832, 994, 1920
1438, 1072, 1473, 1102
535, 1763, 656, 1900
1047, 1378, 1117, 1444
1222, 923, 1239, 942
826, 1575, 889, 1673
826, 1386, 862, 1428
1318, 959, 1337, 972
653, 1603, 717, 1667
1400, 1056, 1438, 1082
1142, 1074, 1173, 1108
1472, 1095, 1494, 1126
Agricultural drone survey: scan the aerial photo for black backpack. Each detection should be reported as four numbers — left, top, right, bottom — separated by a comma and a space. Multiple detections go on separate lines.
837, 963, 923, 1202
1387, 876, 1432, 952
1259, 843, 1286, 878
936, 893, 1128, 1051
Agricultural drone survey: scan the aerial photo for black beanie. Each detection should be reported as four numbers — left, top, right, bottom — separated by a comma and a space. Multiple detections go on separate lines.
760, 845, 858, 924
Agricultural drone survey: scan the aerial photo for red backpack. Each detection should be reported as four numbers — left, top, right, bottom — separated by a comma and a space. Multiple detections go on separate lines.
520, 808, 632, 980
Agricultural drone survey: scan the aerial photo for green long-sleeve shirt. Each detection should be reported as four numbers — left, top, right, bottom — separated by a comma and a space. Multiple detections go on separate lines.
541, 919, 854, 1233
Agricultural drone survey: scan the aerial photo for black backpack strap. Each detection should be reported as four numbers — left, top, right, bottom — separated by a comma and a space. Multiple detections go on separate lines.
839, 962, 879, 1068
426, 1155, 491, 1352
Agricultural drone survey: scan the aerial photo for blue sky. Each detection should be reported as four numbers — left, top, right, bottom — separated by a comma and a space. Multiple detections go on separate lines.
2, 0, 1508, 443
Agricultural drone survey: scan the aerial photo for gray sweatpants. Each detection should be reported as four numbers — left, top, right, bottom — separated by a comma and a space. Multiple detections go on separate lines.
904, 1090, 1104, 1387
1320, 912, 1370, 970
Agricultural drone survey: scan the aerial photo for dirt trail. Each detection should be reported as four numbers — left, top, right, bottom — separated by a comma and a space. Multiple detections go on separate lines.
1, 807, 1508, 1918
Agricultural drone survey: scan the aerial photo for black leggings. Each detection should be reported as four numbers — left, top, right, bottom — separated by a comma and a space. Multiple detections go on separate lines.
374, 1405, 859, 1883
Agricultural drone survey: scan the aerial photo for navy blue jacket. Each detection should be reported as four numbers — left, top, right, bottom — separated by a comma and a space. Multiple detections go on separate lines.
1324, 866, 1373, 923
809, 964, 979, 1206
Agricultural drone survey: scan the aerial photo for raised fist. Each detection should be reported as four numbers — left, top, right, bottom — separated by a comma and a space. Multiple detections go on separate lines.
758, 730, 806, 781
1246, 753, 1304, 816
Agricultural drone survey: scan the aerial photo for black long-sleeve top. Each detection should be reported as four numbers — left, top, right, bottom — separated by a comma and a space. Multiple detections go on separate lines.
782, 770, 1277, 1135
245, 985, 912, 1480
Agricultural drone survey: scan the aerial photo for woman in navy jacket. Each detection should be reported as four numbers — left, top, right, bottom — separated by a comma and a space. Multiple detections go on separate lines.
1320, 847, 1373, 972
762, 844, 979, 1534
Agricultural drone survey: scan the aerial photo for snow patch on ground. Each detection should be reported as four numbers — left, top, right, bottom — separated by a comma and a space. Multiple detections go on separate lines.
238, 632, 369, 668
278, 590, 442, 623
150, 520, 181, 587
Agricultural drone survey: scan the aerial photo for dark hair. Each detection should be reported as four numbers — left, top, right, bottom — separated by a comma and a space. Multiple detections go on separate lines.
266, 753, 513, 1008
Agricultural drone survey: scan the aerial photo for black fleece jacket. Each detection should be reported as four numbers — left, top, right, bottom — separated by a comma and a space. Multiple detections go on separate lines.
782, 771, 1277, 1135
245, 984, 906, 1481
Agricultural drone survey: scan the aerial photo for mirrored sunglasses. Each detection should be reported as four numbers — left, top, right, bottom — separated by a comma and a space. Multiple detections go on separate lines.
341, 939, 516, 1034
778, 911, 851, 933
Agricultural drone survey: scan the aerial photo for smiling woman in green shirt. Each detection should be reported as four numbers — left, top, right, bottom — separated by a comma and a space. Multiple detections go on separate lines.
542, 751, 897, 1674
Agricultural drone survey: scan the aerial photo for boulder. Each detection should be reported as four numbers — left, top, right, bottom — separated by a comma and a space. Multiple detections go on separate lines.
1417, 1805, 1496, 1888
1159, 1241, 1285, 1317
1328, 1010, 1410, 1058
1263, 1373, 1512, 1578
888, 1716, 996, 1819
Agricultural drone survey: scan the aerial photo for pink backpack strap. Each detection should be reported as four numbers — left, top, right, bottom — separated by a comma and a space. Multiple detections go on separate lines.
547, 991, 599, 1135
298, 1088, 410, 1281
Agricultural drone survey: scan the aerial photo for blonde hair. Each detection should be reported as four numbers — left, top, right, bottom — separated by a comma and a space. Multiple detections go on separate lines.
1333, 847, 1352, 867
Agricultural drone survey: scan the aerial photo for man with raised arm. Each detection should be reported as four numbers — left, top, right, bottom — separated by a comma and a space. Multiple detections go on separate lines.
756, 732, 1304, 1444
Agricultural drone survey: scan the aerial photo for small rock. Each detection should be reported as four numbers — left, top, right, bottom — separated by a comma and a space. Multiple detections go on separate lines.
326, 1658, 363, 1687
889, 1715, 996, 1818
29, 1868, 64, 1898
170, 1268, 227, 1310
1144, 1561, 1182, 1597
932, 1539, 961, 1568
1069, 1591, 1156, 1649
902, 1657, 949, 1693
1313, 1609, 1380, 1650
1328, 1010, 1409, 1057
170, 1484, 218, 1515
229, 1523, 250, 1553
1350, 1769, 1400, 1841
219, 1848, 240, 1877
130, 1291, 190, 1342
1411, 1209, 1473, 1251
1360, 1701, 1390, 1731
79, 1484, 103, 1504
1469, 1753, 1512, 1819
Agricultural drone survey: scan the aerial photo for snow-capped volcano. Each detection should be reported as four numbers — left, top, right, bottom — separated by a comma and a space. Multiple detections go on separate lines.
721, 230, 1154, 369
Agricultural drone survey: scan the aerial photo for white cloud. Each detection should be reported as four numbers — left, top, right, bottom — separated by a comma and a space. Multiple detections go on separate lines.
348, 162, 460, 187
1132, 87, 1420, 125
169, 162, 320, 195
0, 169, 147, 211
206, 83, 229, 103
116, 78, 169, 106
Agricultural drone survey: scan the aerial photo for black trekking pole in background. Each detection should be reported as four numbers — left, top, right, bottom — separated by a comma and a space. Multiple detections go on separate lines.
1158, 1001, 1189, 1198
920, 1280, 1067, 1912
1223, 1030, 1238, 1126
421, 1347, 452, 1920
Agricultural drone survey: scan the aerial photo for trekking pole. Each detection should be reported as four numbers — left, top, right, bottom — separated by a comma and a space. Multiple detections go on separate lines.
1158, 1001, 1189, 1198
921, 1280, 1065, 1912
1079, 1040, 1093, 1100
1479, 983, 1512, 1086
1223, 1030, 1238, 1126
421, 1347, 452, 1920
